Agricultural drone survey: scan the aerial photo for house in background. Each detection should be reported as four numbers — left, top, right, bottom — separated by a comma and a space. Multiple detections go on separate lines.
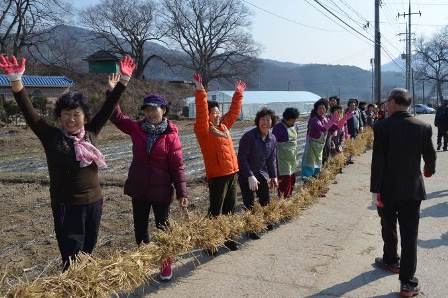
0, 75, 74, 107
85, 50, 120, 74
185, 90, 321, 120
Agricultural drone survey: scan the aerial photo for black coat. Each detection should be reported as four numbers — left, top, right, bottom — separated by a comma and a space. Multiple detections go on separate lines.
370, 111, 436, 201
434, 105, 448, 128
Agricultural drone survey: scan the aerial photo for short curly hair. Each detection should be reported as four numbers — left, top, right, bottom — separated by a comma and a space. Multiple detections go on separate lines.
283, 107, 300, 120
54, 92, 91, 121
254, 107, 277, 127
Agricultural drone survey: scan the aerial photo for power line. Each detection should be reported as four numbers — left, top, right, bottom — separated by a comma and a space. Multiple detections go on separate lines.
311, 0, 375, 43
241, 0, 338, 32
337, 0, 370, 24
327, 0, 368, 30
305, 0, 405, 71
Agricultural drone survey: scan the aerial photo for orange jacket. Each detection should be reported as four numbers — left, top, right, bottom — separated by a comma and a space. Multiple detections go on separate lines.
194, 90, 243, 179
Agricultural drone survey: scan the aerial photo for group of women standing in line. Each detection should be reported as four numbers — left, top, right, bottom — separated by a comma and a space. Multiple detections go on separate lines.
0, 54, 368, 283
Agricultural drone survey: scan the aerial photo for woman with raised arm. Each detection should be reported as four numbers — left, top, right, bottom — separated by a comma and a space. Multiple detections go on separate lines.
301, 99, 352, 182
108, 74, 187, 282
0, 55, 135, 270
193, 73, 246, 251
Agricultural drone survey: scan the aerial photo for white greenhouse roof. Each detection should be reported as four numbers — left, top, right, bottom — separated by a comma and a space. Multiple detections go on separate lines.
220, 91, 321, 104
186, 90, 321, 104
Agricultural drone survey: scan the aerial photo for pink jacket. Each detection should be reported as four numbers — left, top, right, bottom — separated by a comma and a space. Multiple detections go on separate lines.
110, 105, 187, 204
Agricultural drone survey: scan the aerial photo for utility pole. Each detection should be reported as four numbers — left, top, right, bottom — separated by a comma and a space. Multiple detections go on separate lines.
374, 0, 381, 104
398, 1, 421, 91
398, 28, 411, 90
370, 58, 374, 104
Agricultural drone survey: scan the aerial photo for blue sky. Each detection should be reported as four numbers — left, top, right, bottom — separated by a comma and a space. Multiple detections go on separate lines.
69, 0, 448, 70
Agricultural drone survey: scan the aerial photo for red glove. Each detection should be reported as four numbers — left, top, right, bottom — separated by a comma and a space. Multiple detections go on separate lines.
193, 72, 204, 90
423, 164, 432, 178
0, 55, 26, 82
375, 193, 384, 208
119, 55, 135, 80
235, 80, 247, 93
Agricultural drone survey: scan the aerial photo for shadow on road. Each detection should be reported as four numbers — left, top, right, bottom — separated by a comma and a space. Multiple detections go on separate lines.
418, 232, 448, 249
304, 266, 397, 298
426, 190, 448, 200
420, 202, 448, 218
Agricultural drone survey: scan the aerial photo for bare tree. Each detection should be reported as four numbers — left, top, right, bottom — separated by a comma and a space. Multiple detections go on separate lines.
81, 0, 166, 79
414, 27, 448, 103
0, 0, 69, 55
32, 28, 89, 72
162, 0, 259, 89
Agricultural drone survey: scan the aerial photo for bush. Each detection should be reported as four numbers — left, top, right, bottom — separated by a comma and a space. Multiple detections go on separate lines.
3, 101, 21, 124
32, 96, 48, 117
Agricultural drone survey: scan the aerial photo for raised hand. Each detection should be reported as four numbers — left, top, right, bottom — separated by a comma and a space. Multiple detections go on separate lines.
235, 80, 247, 93
193, 72, 204, 90
0, 55, 26, 82
119, 55, 135, 80
107, 73, 121, 91
330, 111, 339, 123
344, 110, 354, 120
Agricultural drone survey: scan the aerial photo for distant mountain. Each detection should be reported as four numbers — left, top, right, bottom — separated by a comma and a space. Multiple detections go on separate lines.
251, 61, 405, 100
32, 24, 407, 100
382, 56, 405, 73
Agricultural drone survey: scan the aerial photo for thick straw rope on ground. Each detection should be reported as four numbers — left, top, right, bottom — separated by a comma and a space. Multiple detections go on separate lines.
5, 129, 374, 298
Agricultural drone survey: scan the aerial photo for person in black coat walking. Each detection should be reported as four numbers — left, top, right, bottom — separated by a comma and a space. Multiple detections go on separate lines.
371, 88, 436, 297
434, 99, 448, 151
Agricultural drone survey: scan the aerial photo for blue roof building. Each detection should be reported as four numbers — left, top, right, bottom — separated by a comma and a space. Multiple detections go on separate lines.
0, 75, 74, 88
0, 75, 74, 104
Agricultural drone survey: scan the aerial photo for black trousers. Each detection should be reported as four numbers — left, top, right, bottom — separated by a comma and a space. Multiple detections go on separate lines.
132, 197, 170, 245
436, 126, 448, 149
239, 175, 270, 209
322, 133, 332, 165
52, 199, 103, 270
377, 200, 421, 284
208, 173, 237, 217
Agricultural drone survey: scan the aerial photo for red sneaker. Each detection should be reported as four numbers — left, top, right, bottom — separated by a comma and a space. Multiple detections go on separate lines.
160, 258, 172, 281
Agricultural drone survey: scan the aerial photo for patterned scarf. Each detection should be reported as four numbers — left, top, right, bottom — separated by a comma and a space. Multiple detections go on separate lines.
62, 126, 107, 169
141, 118, 168, 155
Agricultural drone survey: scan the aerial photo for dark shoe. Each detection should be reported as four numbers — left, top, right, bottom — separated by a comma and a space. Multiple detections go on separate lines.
224, 240, 239, 251
374, 257, 400, 274
347, 160, 354, 164
266, 224, 274, 231
400, 282, 420, 297
247, 232, 260, 240
437, 144, 441, 150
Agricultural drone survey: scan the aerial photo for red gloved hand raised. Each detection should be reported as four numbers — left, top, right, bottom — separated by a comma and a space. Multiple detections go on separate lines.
0, 55, 26, 82
193, 72, 205, 90
235, 80, 247, 93
119, 55, 135, 80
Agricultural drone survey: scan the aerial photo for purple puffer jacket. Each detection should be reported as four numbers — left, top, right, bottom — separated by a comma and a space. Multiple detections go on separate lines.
110, 105, 187, 204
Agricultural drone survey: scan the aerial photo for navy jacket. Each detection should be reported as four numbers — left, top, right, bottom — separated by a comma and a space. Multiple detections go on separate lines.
238, 127, 277, 180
